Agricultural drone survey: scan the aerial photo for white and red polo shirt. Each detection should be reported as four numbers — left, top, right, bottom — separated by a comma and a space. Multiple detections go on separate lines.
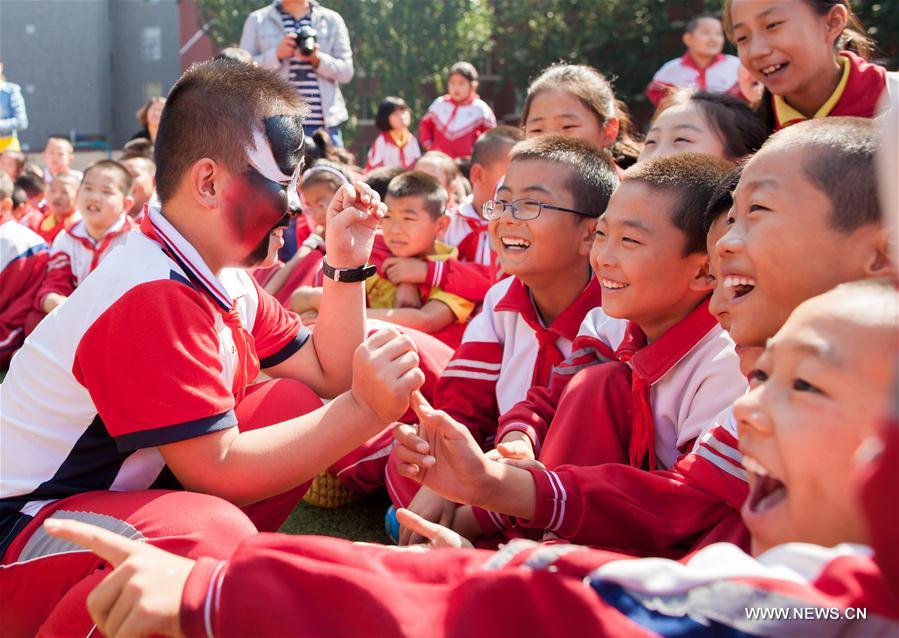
419, 94, 497, 159
645, 53, 742, 106
0, 205, 308, 556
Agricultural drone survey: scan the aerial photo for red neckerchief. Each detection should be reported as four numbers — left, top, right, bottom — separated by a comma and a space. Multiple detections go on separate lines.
140, 214, 260, 403
681, 52, 725, 90
458, 202, 486, 233
67, 216, 135, 272
774, 51, 887, 129
495, 277, 602, 388
438, 93, 478, 137
616, 296, 718, 470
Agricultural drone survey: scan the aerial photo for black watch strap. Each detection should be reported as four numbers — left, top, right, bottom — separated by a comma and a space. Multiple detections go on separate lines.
322, 259, 377, 283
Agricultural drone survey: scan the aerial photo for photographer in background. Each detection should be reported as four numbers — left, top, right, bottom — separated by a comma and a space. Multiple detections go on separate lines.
241, 1, 354, 146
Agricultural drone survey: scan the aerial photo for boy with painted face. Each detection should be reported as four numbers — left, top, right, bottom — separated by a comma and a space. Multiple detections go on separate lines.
41, 281, 899, 638
392, 116, 889, 556
0, 60, 423, 635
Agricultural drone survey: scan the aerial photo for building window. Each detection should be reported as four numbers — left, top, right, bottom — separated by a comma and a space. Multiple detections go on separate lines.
141, 27, 162, 62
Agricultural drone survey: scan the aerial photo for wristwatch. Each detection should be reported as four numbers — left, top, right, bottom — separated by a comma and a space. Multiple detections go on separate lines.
321, 259, 377, 283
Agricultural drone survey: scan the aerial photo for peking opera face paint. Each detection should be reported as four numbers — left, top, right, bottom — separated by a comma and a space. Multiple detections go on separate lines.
224, 115, 305, 267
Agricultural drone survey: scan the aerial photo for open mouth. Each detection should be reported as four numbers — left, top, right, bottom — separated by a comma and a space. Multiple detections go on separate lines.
600, 277, 628, 291
759, 62, 788, 79
743, 454, 787, 514
500, 236, 531, 252
84, 204, 101, 215
724, 275, 756, 299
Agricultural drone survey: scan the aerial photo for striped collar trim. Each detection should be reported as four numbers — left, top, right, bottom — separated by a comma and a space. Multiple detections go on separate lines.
143, 203, 233, 311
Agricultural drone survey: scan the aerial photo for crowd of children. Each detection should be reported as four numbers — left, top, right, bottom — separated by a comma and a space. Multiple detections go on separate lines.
0, 0, 897, 635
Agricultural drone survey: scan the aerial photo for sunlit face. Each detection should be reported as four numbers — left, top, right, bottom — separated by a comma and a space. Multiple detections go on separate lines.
683, 17, 725, 60
388, 108, 411, 131
77, 168, 132, 238
43, 140, 73, 174
525, 90, 615, 149
0, 152, 20, 179
736, 290, 895, 555
382, 195, 446, 258
716, 145, 881, 348
447, 73, 474, 102
489, 159, 594, 288
300, 180, 338, 232
729, 0, 841, 101
591, 181, 710, 341
471, 151, 512, 212
47, 175, 79, 217
120, 157, 155, 216
639, 102, 728, 162
414, 158, 450, 190
708, 212, 762, 376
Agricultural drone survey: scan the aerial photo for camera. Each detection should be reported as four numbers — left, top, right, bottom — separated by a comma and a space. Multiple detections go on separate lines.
294, 25, 318, 56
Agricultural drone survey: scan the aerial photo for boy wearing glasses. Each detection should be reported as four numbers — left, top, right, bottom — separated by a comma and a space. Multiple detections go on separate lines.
384, 136, 617, 532
396, 152, 747, 546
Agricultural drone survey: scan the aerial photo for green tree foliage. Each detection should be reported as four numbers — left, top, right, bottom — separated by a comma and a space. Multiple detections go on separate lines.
195, 0, 262, 49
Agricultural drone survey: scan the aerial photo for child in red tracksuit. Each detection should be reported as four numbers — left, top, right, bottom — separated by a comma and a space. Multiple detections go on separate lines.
394, 116, 889, 557
31, 172, 80, 244
419, 61, 496, 159
40, 280, 899, 638
724, 0, 894, 132
384, 136, 618, 526
27, 160, 136, 331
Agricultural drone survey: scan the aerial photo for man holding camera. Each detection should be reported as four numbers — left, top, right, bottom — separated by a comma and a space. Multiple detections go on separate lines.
241, 1, 354, 146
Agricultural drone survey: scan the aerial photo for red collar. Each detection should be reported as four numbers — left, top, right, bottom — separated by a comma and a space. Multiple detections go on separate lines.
680, 52, 724, 73
622, 297, 718, 385
830, 51, 887, 118
443, 93, 477, 107
495, 277, 602, 342
140, 205, 234, 311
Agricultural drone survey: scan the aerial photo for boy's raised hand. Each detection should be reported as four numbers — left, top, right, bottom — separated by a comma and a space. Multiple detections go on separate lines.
399, 486, 456, 545
393, 392, 491, 506
351, 328, 426, 425
324, 181, 386, 269
42, 518, 190, 638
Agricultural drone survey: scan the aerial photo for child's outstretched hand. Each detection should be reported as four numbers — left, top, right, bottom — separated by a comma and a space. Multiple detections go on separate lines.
395, 508, 473, 549
393, 392, 491, 506
351, 328, 426, 425
43, 518, 190, 638
399, 486, 456, 545
324, 181, 386, 270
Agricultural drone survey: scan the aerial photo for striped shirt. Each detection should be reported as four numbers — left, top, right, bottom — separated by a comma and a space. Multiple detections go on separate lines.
278, 6, 325, 127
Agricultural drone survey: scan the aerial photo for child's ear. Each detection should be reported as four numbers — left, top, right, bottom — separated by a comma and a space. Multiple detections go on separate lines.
436, 213, 450, 237
601, 117, 620, 149
864, 227, 893, 279
682, 31, 693, 50
190, 158, 219, 209
688, 253, 713, 293
471, 80, 479, 93
577, 217, 597, 257
824, 3, 850, 46
469, 163, 484, 188
122, 195, 134, 214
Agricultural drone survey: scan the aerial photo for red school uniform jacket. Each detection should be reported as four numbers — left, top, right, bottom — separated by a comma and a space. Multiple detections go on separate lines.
364, 130, 423, 171
645, 52, 742, 106
0, 221, 49, 366
419, 93, 497, 159
772, 51, 889, 130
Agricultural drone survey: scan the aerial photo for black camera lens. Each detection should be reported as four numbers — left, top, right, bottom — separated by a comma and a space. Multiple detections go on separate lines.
294, 25, 318, 56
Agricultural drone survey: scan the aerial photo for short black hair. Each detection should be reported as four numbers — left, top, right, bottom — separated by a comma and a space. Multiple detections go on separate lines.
122, 138, 154, 161
760, 117, 880, 231
686, 14, 721, 33
155, 60, 308, 203
448, 61, 478, 83
374, 97, 410, 133
364, 165, 405, 200
703, 165, 742, 236
470, 125, 524, 169
386, 171, 448, 220
622, 152, 734, 255
14, 173, 45, 199
213, 47, 255, 65
509, 135, 619, 219
83, 159, 134, 196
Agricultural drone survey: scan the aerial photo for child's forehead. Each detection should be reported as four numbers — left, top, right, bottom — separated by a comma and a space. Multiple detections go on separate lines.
386, 193, 430, 212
